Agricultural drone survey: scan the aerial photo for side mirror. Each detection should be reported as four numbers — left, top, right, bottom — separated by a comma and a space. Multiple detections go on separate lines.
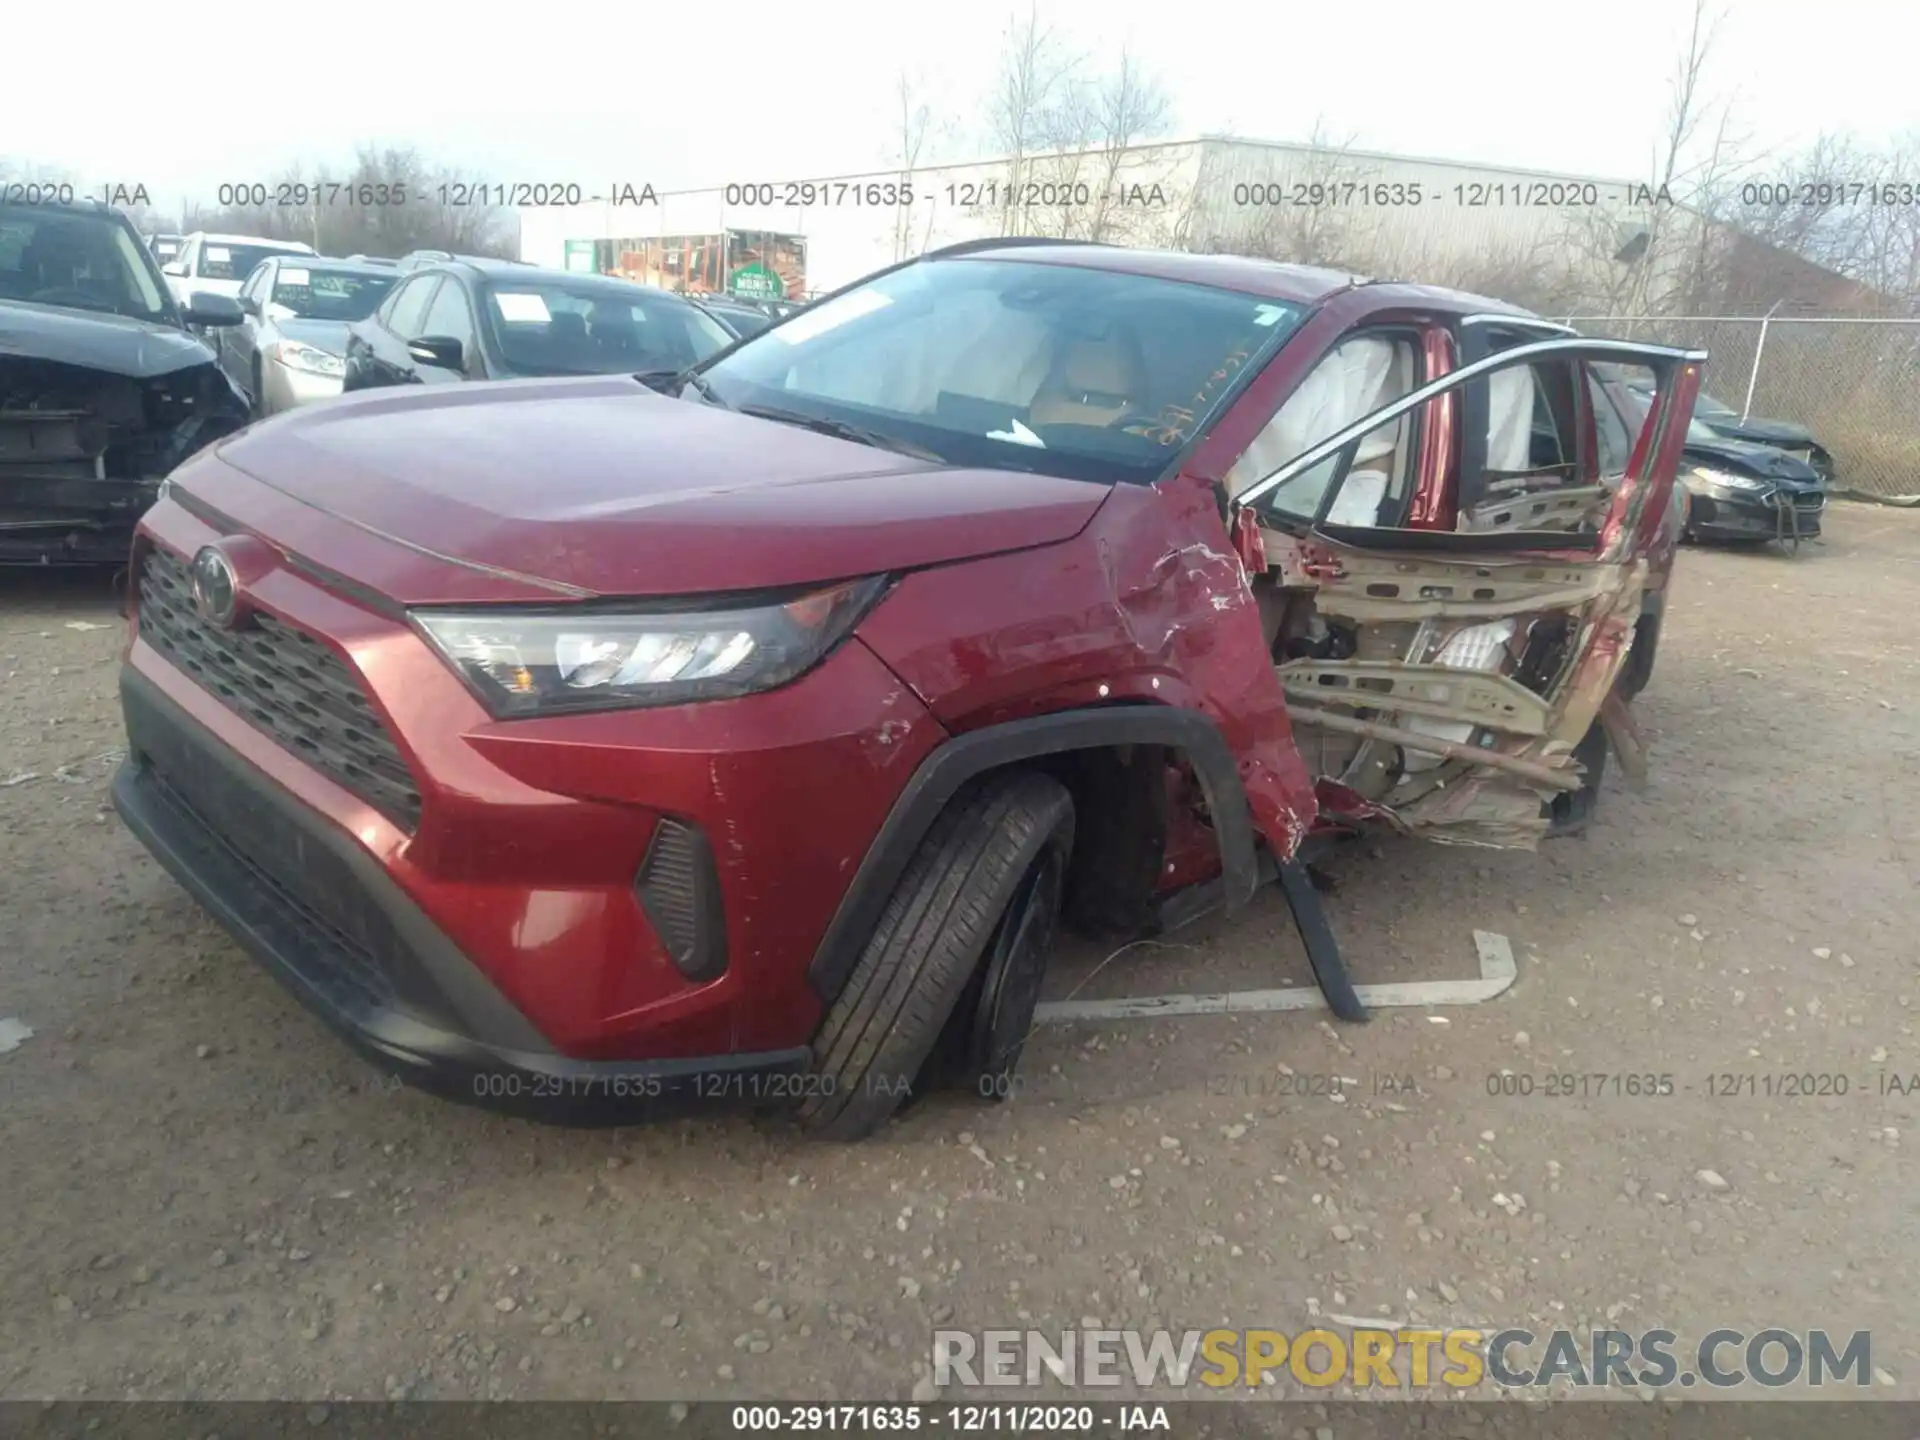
162, 261, 188, 278
407, 335, 464, 371
184, 293, 245, 327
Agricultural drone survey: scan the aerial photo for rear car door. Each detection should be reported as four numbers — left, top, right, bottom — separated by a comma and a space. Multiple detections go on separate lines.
1231, 337, 1704, 847
224, 261, 272, 394
349, 274, 439, 389
414, 276, 479, 384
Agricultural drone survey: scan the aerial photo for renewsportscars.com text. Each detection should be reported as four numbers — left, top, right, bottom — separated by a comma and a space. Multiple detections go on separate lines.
932, 1327, 1874, 1390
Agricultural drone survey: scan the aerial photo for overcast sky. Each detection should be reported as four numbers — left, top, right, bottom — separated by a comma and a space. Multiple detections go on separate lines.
6, 0, 1912, 209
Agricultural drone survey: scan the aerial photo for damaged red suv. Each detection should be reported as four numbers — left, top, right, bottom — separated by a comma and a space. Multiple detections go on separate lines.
113, 239, 1702, 1139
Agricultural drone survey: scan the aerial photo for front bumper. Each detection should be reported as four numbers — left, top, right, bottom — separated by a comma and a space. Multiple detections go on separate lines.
1687, 487, 1824, 542
112, 666, 811, 1124
258, 355, 343, 415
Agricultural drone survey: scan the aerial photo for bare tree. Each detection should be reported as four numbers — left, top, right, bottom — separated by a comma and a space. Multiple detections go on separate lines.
1081, 46, 1174, 243
177, 147, 516, 260
984, 3, 1080, 235
891, 69, 939, 261
1214, 119, 1371, 269
1621, 0, 1737, 314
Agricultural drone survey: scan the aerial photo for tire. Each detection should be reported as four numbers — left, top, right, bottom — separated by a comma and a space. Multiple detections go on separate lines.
1544, 716, 1610, 838
1617, 608, 1661, 701
796, 771, 1074, 1141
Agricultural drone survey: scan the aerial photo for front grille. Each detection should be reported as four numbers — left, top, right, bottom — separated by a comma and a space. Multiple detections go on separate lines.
137, 546, 423, 831
146, 763, 400, 1014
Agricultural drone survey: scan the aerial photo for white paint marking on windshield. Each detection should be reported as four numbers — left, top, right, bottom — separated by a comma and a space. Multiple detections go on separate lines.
1252, 304, 1288, 327
494, 292, 552, 323
987, 418, 1047, 448
279, 267, 310, 287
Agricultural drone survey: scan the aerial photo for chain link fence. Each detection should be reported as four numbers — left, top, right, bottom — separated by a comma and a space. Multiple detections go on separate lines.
1562, 316, 1920, 500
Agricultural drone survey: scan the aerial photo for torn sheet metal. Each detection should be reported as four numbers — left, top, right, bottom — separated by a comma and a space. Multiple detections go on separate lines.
1271, 539, 1647, 849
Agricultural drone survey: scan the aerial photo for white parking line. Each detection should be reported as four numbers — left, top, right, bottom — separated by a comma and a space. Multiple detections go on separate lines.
1033, 930, 1518, 1023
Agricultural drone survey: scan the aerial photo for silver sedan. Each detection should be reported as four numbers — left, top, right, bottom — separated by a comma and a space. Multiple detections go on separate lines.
215, 256, 400, 417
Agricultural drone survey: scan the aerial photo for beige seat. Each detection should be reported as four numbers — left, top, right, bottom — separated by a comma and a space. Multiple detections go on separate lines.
1027, 333, 1148, 429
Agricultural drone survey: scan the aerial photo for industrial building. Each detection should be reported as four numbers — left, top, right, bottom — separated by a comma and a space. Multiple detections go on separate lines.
516, 134, 1686, 305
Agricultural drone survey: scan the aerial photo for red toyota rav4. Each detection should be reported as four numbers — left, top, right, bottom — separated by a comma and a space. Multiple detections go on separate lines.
113, 239, 1702, 1139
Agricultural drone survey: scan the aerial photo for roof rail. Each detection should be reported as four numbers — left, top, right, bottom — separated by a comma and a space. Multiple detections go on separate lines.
921, 235, 1110, 259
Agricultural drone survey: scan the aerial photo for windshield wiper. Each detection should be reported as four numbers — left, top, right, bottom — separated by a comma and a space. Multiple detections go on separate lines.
736, 404, 944, 463
634, 366, 730, 408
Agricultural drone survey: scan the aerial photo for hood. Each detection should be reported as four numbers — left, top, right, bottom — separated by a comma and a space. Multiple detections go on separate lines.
1700, 414, 1815, 447
185, 278, 244, 299
213, 376, 1113, 596
271, 317, 353, 355
0, 298, 215, 379
1684, 435, 1824, 485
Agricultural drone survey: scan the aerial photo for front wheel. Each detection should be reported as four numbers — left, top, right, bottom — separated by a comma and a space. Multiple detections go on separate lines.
796, 771, 1074, 1141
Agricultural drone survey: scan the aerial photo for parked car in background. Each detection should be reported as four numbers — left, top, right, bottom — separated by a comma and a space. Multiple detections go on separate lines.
0, 198, 249, 565
162, 233, 316, 306
1628, 380, 1835, 484
394, 250, 453, 273
1676, 411, 1827, 544
1615, 374, 1828, 546
113, 239, 1704, 1138
148, 233, 185, 266
692, 293, 781, 340
216, 256, 399, 417
341, 260, 732, 392
347, 254, 398, 267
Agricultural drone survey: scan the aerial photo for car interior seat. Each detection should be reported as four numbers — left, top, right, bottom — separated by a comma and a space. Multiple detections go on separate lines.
1027, 329, 1148, 430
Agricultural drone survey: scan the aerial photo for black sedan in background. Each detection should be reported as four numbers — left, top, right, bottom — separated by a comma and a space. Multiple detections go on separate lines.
1677, 412, 1828, 545
342, 261, 733, 392
692, 293, 783, 339
1629, 381, 1836, 484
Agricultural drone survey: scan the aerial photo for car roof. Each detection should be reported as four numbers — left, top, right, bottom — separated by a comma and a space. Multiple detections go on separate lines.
189, 232, 316, 249
424, 260, 680, 296
261, 256, 398, 277
934, 240, 1547, 319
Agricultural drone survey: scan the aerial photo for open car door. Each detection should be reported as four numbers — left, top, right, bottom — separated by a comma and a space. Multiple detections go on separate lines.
1231, 338, 1706, 849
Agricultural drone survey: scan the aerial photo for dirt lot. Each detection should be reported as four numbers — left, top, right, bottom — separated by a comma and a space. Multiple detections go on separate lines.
2, 506, 1917, 1405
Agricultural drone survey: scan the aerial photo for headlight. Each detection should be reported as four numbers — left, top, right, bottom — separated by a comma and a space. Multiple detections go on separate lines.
412, 575, 890, 717
1689, 465, 1767, 492
271, 340, 345, 378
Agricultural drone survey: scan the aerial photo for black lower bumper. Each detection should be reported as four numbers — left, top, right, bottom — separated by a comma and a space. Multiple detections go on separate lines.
112, 666, 810, 1126
1688, 491, 1823, 542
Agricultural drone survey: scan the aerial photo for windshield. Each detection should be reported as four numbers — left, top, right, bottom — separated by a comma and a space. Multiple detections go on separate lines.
1694, 390, 1736, 417
0, 205, 172, 322
151, 236, 183, 262
197, 242, 308, 282
695, 257, 1307, 484
481, 279, 733, 376
268, 266, 396, 321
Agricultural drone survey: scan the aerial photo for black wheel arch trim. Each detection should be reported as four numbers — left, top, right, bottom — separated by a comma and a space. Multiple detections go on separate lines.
805, 703, 1260, 1002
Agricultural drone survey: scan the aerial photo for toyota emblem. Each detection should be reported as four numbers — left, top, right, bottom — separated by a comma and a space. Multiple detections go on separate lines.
189, 545, 239, 628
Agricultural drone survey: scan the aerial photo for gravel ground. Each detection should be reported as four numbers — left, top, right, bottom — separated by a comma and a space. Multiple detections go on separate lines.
2, 506, 1917, 1404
